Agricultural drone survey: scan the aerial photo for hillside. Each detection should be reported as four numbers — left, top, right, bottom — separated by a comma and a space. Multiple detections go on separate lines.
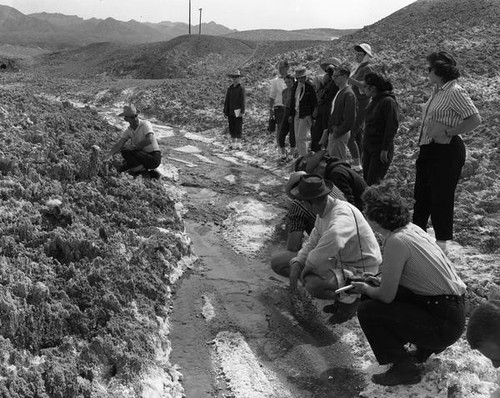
222, 27, 356, 41
0, 5, 342, 50
35, 35, 260, 79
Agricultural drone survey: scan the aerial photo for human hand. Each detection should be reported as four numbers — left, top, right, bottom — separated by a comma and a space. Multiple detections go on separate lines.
428, 120, 451, 144
380, 150, 389, 164
300, 262, 326, 285
350, 281, 368, 295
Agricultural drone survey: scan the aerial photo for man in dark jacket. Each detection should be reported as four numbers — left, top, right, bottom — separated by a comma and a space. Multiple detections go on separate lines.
223, 69, 246, 150
289, 65, 317, 157
295, 150, 367, 210
362, 83, 399, 186
310, 60, 340, 152
321, 65, 357, 161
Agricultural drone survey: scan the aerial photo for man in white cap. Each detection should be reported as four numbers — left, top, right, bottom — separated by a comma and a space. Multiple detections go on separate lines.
348, 43, 374, 172
108, 104, 162, 178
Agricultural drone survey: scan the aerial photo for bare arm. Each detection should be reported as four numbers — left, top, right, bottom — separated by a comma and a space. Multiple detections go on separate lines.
353, 236, 408, 303
286, 230, 304, 252
109, 137, 128, 156
133, 132, 154, 151
446, 113, 481, 137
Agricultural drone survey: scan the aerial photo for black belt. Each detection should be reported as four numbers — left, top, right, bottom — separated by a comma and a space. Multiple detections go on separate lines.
423, 294, 465, 305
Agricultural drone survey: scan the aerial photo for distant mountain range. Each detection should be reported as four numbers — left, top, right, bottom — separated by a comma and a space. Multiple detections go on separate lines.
0, 5, 355, 50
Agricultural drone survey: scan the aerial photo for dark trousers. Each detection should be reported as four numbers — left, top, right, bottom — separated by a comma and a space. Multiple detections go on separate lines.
357, 286, 465, 365
121, 149, 161, 170
362, 146, 393, 186
274, 106, 286, 144
228, 115, 243, 138
310, 104, 331, 152
349, 97, 369, 158
277, 109, 296, 149
413, 136, 466, 241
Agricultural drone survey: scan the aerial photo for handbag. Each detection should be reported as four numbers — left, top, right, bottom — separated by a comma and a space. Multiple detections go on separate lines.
267, 116, 276, 133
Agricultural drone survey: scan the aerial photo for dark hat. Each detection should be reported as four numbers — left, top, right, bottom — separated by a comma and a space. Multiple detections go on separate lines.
294, 65, 307, 78
285, 171, 306, 199
228, 69, 242, 78
305, 149, 327, 174
290, 174, 333, 201
320, 57, 341, 71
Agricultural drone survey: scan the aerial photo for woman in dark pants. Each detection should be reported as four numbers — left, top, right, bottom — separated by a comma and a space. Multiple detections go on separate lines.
350, 184, 467, 386
348, 43, 373, 172
362, 72, 399, 185
413, 51, 481, 253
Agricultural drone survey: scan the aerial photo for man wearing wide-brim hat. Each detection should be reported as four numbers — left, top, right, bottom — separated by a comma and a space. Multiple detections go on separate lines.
284, 174, 382, 324
289, 65, 317, 157
270, 171, 346, 276
107, 104, 162, 178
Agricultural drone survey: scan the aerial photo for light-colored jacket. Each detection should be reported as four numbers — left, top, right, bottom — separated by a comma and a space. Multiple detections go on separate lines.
292, 196, 381, 276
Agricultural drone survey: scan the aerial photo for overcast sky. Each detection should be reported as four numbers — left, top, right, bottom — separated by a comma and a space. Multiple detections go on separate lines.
5, 0, 417, 30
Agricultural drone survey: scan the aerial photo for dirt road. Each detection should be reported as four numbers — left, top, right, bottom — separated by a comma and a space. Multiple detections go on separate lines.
161, 126, 366, 397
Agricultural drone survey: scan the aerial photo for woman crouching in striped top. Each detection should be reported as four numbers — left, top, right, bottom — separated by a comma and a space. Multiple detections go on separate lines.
350, 183, 466, 386
413, 51, 481, 254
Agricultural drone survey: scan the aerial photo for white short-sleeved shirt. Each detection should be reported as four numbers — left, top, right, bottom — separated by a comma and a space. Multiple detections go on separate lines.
122, 120, 160, 152
269, 76, 287, 107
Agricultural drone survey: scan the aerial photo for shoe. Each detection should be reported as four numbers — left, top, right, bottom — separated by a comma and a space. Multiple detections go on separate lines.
371, 358, 421, 386
324, 298, 360, 324
148, 169, 161, 179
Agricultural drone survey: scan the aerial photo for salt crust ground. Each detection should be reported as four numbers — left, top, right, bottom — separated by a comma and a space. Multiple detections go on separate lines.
86, 101, 500, 397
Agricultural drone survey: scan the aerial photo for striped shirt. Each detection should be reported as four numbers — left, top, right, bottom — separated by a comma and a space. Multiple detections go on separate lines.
388, 223, 467, 296
287, 186, 345, 234
418, 79, 479, 146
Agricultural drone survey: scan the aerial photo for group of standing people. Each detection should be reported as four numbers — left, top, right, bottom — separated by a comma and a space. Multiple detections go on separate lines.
268, 43, 399, 187
270, 49, 487, 388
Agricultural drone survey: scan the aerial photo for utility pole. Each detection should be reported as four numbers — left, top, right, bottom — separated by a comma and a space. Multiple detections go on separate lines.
199, 8, 202, 34
188, 0, 191, 34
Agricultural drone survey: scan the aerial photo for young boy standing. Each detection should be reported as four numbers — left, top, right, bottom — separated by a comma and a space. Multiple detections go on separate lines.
223, 70, 246, 149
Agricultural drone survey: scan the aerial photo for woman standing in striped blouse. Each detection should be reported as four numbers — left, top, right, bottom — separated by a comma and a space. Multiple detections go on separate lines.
351, 184, 467, 386
413, 51, 481, 253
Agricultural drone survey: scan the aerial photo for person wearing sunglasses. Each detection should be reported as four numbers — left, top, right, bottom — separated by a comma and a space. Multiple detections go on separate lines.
413, 51, 481, 254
